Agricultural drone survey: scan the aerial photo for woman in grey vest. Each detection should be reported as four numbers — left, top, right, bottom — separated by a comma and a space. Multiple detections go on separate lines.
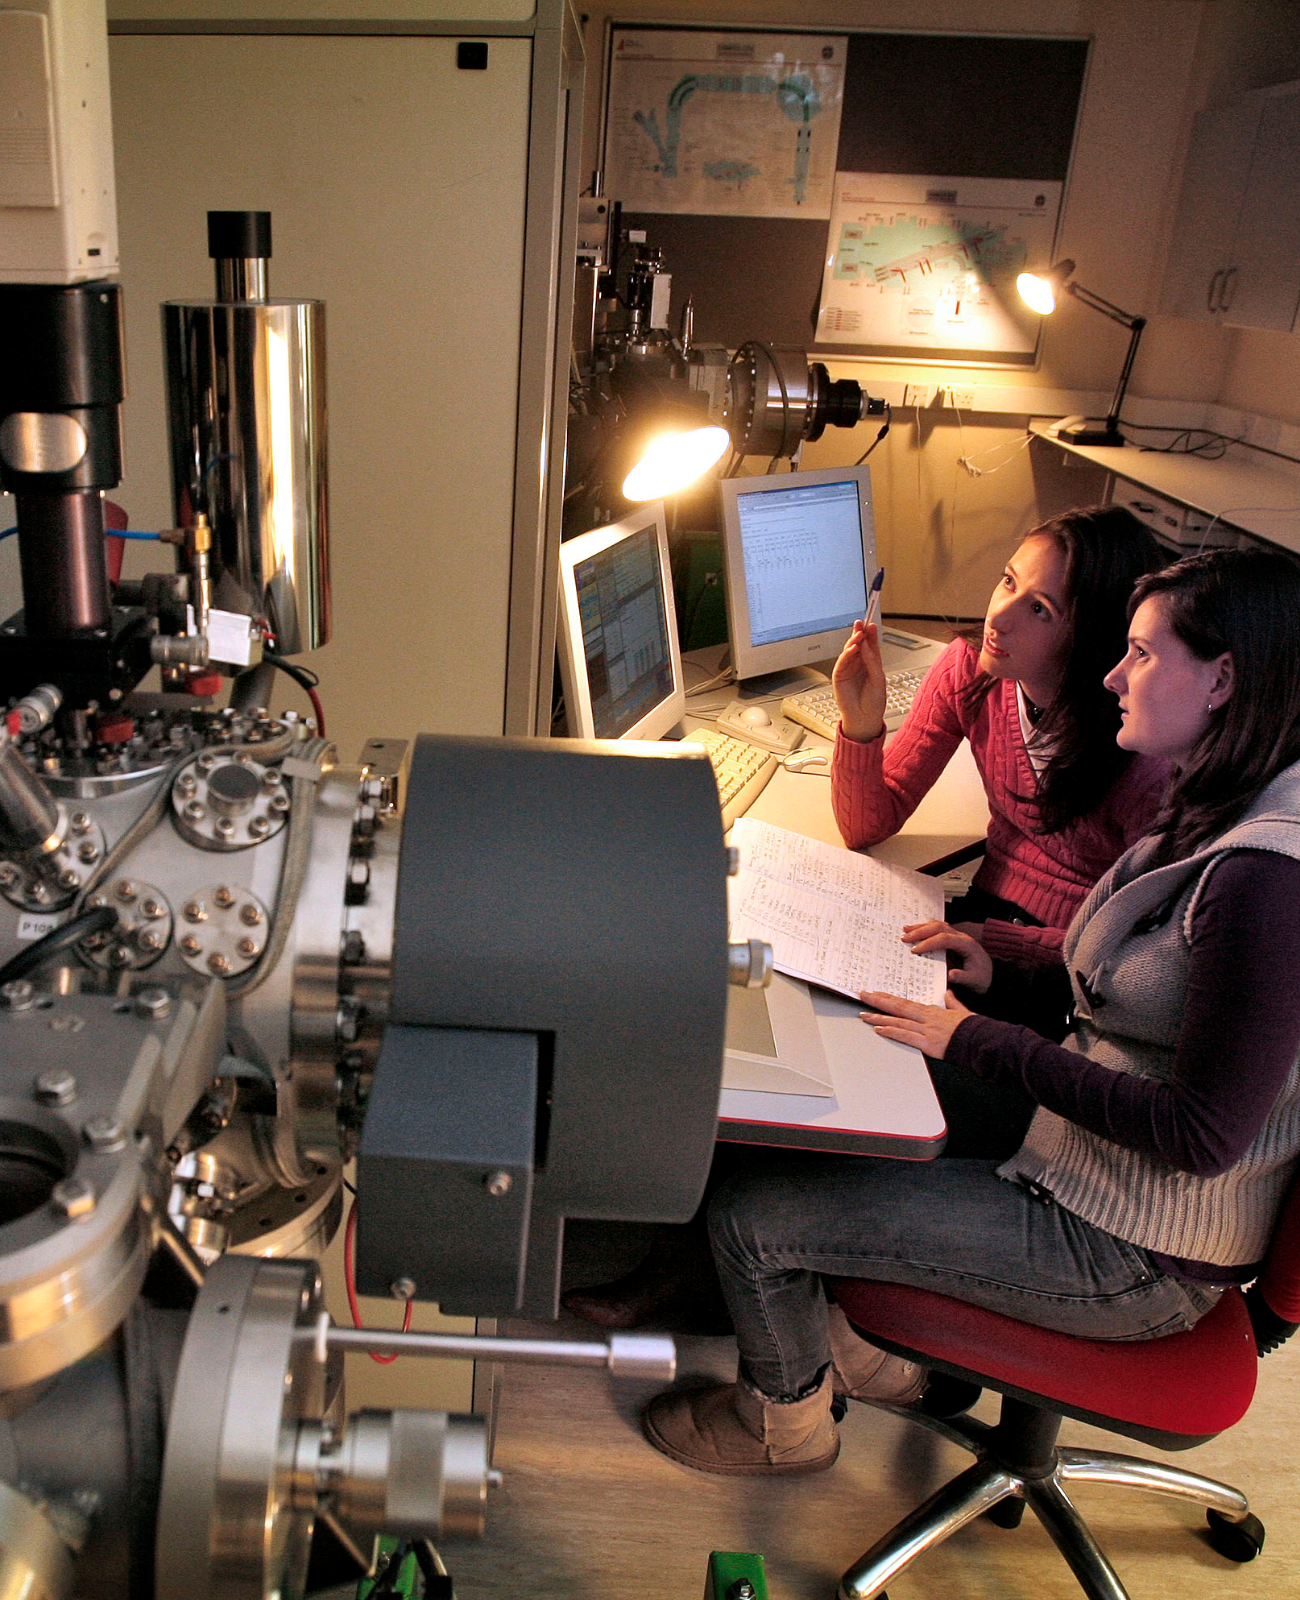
643, 546, 1300, 1477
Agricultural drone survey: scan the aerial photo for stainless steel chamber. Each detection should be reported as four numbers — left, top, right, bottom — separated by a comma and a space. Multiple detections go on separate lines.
163, 212, 329, 656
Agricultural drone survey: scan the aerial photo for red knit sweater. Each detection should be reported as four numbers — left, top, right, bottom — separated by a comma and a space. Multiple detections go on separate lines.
831, 638, 1170, 963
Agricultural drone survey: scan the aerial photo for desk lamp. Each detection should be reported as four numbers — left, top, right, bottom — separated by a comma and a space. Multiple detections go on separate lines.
621, 406, 729, 501
1017, 260, 1146, 447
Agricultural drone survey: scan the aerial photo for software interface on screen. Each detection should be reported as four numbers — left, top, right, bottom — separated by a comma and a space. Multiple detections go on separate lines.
573, 522, 675, 738
736, 478, 868, 647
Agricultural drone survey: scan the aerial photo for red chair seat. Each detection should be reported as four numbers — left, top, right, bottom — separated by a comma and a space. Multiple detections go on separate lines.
832, 1278, 1258, 1440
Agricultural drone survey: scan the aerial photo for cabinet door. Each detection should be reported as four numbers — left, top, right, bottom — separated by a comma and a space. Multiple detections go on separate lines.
1224, 88, 1300, 331
1160, 97, 1262, 323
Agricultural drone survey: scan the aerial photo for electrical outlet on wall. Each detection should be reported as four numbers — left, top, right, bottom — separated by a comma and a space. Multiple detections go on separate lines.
945, 386, 977, 410
902, 383, 936, 407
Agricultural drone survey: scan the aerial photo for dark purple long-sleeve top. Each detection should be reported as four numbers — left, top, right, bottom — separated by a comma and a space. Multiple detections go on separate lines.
947, 849, 1300, 1280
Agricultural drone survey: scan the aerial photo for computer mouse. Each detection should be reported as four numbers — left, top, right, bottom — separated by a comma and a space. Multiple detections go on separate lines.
784, 750, 830, 773
737, 704, 773, 728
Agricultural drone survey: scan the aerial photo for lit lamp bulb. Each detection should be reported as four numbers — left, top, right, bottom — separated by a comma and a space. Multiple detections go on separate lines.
621, 424, 729, 502
1016, 269, 1059, 315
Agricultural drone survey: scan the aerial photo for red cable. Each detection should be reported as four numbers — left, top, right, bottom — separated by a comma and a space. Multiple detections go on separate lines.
307, 684, 326, 736
344, 1196, 412, 1363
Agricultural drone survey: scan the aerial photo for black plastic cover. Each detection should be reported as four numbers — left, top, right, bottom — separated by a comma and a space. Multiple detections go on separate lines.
207, 210, 272, 260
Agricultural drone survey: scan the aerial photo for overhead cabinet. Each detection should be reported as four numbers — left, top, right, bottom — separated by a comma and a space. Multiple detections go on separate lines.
1160, 79, 1300, 332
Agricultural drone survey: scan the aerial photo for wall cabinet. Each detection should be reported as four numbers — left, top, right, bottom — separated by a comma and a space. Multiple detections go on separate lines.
1160, 79, 1300, 332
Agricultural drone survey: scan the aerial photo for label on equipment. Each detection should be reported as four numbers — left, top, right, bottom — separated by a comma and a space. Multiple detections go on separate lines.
16, 914, 59, 941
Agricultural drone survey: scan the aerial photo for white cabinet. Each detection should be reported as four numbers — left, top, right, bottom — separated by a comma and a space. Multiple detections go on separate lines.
1160, 80, 1300, 332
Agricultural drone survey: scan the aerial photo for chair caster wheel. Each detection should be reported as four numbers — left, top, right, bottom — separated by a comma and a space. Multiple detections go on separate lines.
985, 1497, 1026, 1530
1206, 1508, 1265, 1562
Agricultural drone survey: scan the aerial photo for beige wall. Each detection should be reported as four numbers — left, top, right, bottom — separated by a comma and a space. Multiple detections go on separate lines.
578, 1, 1300, 616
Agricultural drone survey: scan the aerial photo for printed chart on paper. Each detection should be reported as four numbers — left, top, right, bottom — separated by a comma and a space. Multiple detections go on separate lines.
728, 817, 946, 1004
815, 173, 1063, 357
604, 30, 847, 218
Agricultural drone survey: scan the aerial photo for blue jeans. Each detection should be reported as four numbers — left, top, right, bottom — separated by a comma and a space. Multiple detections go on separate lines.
707, 1153, 1223, 1401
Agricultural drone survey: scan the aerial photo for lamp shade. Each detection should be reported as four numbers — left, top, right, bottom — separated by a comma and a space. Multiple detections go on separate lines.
621, 423, 729, 501
1017, 259, 1076, 316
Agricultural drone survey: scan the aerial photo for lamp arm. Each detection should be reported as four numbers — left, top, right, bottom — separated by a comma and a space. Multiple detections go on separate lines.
1064, 279, 1143, 329
1105, 316, 1147, 436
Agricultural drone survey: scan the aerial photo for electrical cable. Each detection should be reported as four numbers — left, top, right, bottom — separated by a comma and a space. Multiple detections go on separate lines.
343, 1196, 413, 1363
1119, 419, 1300, 468
225, 735, 329, 999
75, 748, 197, 911
263, 651, 326, 735
0, 904, 117, 987
854, 405, 891, 464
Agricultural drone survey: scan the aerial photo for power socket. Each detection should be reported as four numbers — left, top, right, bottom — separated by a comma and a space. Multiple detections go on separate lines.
902, 383, 936, 407
945, 386, 977, 410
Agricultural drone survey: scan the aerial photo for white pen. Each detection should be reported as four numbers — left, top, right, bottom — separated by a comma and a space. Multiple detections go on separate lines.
865, 565, 885, 629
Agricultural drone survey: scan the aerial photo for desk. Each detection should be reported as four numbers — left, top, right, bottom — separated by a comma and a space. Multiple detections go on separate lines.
1028, 419, 1300, 552
685, 665, 990, 1160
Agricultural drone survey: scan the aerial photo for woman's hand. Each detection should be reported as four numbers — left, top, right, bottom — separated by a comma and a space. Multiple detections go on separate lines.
831, 619, 887, 742
859, 989, 973, 1059
901, 920, 994, 994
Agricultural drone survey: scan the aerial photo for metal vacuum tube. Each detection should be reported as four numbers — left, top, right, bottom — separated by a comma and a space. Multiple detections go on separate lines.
163, 211, 330, 656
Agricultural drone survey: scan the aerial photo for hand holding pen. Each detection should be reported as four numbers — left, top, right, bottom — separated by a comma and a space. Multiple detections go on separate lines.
831, 567, 888, 743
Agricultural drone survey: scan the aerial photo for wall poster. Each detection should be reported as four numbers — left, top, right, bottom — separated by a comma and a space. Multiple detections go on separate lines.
815, 173, 1064, 362
603, 28, 847, 220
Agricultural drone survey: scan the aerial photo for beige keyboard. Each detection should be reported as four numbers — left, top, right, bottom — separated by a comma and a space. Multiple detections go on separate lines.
682, 726, 779, 829
782, 667, 929, 740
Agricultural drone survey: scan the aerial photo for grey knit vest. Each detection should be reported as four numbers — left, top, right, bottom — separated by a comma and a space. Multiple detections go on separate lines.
1000, 757, 1300, 1267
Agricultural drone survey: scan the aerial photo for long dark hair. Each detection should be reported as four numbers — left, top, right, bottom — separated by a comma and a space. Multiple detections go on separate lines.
1132, 548, 1300, 864
960, 506, 1164, 833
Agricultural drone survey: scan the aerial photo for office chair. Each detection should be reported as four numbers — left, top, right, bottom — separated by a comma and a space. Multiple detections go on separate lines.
828, 1172, 1300, 1600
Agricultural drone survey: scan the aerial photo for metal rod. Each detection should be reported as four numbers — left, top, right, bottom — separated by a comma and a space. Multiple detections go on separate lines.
1104, 318, 1146, 436
1066, 279, 1141, 328
305, 1322, 675, 1379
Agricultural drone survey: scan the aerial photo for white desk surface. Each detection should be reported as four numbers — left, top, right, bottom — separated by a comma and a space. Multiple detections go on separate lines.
1028, 420, 1300, 551
687, 672, 989, 1157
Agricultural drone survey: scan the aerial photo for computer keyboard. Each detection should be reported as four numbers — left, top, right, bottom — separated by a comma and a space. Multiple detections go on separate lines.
781, 667, 930, 740
682, 726, 780, 830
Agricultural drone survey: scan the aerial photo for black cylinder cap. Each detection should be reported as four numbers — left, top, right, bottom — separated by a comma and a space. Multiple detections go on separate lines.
207, 211, 272, 260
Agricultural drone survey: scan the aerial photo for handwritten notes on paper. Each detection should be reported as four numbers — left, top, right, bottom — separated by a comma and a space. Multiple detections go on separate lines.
728, 817, 947, 1004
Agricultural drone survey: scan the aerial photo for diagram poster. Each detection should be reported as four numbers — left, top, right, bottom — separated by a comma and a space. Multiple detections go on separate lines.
604, 29, 847, 219
815, 173, 1063, 360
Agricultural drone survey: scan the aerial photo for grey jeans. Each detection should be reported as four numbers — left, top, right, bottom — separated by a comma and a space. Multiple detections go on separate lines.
707, 1153, 1223, 1401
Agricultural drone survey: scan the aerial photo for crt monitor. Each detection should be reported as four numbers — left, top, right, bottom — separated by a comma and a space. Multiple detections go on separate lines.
557, 501, 686, 741
718, 465, 878, 680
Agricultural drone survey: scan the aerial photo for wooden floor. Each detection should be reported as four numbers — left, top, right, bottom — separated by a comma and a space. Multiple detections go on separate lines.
440, 1298, 1300, 1600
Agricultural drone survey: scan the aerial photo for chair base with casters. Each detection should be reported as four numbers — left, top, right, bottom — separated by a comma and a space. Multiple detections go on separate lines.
829, 1277, 1275, 1600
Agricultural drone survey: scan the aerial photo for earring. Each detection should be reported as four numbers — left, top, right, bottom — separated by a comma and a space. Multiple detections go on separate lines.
1208, 700, 1215, 715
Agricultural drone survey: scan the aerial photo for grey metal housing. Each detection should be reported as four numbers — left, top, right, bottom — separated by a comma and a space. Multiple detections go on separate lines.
363, 734, 729, 1316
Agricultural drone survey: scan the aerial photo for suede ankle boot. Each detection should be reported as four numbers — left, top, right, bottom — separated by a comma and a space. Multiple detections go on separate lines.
827, 1304, 926, 1404
642, 1370, 839, 1476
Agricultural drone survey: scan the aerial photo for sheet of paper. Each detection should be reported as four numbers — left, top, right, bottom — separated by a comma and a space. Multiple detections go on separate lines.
728, 816, 946, 1004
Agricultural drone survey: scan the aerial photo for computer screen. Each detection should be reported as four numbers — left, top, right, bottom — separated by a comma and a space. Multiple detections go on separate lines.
718, 466, 878, 681
556, 501, 686, 741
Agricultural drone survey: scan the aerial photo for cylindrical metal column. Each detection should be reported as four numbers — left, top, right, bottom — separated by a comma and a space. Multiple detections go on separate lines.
14, 490, 111, 634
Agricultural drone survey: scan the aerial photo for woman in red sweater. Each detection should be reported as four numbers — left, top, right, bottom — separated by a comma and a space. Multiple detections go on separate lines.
833, 505, 1168, 966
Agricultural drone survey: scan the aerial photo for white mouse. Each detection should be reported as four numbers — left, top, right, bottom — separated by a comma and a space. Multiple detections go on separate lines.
784, 750, 830, 773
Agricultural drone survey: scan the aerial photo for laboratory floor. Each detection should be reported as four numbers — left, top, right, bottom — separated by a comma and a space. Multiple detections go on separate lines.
442, 1224, 1300, 1600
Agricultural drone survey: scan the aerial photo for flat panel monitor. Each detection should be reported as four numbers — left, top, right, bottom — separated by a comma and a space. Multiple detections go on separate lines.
556, 502, 686, 741
718, 466, 878, 680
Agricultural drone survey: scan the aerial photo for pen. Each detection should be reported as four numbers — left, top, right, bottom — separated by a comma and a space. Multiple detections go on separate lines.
865, 566, 885, 629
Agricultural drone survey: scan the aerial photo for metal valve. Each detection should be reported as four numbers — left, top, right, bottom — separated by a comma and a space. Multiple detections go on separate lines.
727, 938, 773, 988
